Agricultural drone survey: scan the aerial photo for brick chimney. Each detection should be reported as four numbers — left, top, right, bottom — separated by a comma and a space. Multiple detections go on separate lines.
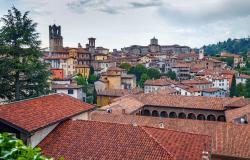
122, 109, 126, 114
202, 151, 209, 160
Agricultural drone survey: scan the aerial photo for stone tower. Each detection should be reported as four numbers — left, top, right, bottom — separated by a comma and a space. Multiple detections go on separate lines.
150, 37, 158, 45
88, 37, 96, 53
49, 24, 63, 51
199, 48, 205, 60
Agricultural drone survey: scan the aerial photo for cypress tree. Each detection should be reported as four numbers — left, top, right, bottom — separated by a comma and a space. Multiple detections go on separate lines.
0, 7, 50, 101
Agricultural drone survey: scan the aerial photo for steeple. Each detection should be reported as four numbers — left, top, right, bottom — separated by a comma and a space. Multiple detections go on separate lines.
49, 24, 63, 51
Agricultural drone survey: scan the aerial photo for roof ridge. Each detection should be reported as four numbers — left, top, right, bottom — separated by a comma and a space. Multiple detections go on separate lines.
0, 93, 60, 106
140, 126, 176, 160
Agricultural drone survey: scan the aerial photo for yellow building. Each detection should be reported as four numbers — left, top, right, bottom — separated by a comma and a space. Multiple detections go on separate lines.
76, 64, 90, 79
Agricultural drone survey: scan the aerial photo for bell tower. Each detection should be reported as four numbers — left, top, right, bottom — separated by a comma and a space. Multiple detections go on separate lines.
88, 37, 96, 53
49, 24, 63, 51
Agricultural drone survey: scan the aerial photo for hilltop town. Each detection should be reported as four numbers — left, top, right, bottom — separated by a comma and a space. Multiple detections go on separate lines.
1, 6, 250, 160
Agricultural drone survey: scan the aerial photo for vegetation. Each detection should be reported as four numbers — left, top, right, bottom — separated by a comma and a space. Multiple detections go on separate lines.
75, 66, 99, 104
203, 38, 250, 56
138, 73, 149, 88
128, 64, 161, 87
237, 79, 250, 98
230, 75, 238, 97
0, 7, 50, 101
119, 63, 131, 71
219, 57, 234, 67
0, 133, 51, 160
162, 70, 177, 80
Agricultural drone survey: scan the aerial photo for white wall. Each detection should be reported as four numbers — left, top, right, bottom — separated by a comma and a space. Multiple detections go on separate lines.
29, 123, 59, 148
236, 77, 247, 85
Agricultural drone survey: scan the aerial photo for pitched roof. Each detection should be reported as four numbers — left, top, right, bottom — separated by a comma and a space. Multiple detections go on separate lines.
0, 94, 94, 133
181, 79, 212, 85
135, 94, 242, 111
52, 84, 81, 89
90, 113, 250, 159
39, 120, 175, 160
144, 79, 172, 86
225, 104, 250, 123
238, 74, 250, 79
97, 89, 129, 97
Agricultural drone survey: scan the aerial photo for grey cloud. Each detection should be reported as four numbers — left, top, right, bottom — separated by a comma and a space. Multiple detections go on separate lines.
158, 0, 250, 26
130, 0, 162, 8
67, 0, 110, 13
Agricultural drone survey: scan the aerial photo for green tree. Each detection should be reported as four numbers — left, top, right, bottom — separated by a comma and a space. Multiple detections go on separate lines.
147, 68, 161, 79
0, 7, 50, 101
237, 83, 245, 97
230, 75, 238, 97
244, 79, 250, 98
88, 74, 99, 84
75, 75, 88, 86
220, 57, 234, 67
128, 64, 147, 82
165, 70, 177, 80
246, 60, 250, 69
119, 63, 131, 71
0, 133, 51, 160
89, 66, 95, 75
139, 73, 149, 88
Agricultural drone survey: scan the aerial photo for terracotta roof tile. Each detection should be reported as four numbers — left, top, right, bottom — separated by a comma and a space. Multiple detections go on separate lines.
39, 120, 175, 160
225, 103, 250, 122
90, 113, 250, 159
0, 94, 94, 133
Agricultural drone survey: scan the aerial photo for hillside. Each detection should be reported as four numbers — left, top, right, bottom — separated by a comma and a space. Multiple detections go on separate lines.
203, 38, 250, 56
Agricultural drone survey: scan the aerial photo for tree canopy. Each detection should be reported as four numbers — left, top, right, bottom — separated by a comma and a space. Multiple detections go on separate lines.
203, 38, 250, 56
0, 7, 50, 101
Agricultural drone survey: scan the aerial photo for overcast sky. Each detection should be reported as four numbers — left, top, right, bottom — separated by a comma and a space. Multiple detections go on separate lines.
1, 0, 250, 50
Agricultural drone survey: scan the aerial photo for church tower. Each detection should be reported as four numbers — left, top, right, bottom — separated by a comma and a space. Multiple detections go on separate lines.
199, 48, 205, 60
88, 37, 96, 53
49, 24, 63, 51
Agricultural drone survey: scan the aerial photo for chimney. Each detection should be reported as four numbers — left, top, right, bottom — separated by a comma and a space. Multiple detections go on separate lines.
131, 120, 137, 127
159, 122, 164, 128
202, 151, 209, 160
122, 109, 126, 114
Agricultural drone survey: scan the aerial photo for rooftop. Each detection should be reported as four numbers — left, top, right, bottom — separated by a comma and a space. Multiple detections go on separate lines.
90, 113, 250, 159
0, 94, 94, 133
39, 120, 211, 160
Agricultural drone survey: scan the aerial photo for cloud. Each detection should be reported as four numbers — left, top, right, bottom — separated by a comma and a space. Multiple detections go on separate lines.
130, 0, 162, 8
158, 0, 250, 26
66, 0, 118, 14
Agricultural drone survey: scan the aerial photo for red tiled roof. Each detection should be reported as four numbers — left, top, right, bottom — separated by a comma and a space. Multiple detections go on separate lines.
52, 84, 81, 89
135, 94, 242, 111
181, 79, 212, 85
0, 94, 94, 133
39, 120, 175, 160
144, 79, 172, 86
90, 113, 250, 159
238, 74, 250, 79
202, 88, 223, 93
225, 104, 250, 122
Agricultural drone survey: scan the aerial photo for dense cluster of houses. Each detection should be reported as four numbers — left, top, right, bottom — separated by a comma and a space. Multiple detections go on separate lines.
2, 24, 248, 159
41, 24, 250, 107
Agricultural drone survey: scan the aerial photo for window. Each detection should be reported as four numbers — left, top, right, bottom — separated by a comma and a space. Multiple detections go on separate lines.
68, 89, 74, 94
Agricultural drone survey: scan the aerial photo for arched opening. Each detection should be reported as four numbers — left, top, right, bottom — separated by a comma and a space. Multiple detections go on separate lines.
217, 115, 226, 122
197, 114, 206, 120
152, 110, 159, 117
160, 111, 168, 118
169, 112, 177, 118
142, 109, 150, 116
178, 112, 186, 119
187, 113, 196, 120
207, 114, 216, 121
